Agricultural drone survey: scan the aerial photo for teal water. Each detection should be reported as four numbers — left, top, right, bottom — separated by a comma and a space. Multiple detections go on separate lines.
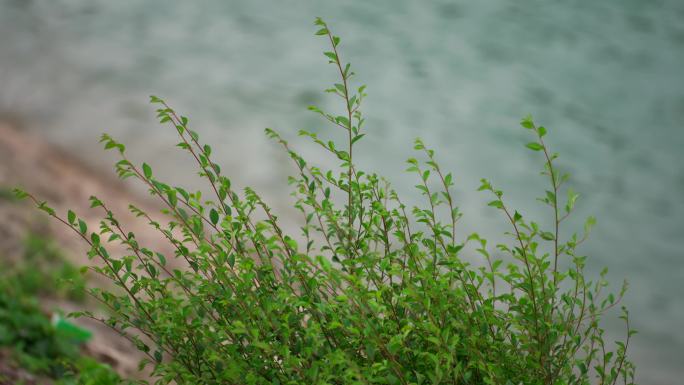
1, 1, 683, 382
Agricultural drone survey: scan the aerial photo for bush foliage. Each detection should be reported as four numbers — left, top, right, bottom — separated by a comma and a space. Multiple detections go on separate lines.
16, 18, 635, 385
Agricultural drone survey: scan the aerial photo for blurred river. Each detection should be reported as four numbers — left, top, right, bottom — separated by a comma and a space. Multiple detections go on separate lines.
1, 1, 683, 382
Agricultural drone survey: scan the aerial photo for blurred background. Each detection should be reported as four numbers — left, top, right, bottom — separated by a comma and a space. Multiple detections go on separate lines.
1, 1, 682, 383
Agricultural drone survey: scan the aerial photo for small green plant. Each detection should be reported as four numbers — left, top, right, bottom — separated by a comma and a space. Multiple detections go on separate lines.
0, 258, 119, 384
0, 285, 77, 377
5, 234, 87, 302
55, 356, 122, 385
15, 18, 635, 385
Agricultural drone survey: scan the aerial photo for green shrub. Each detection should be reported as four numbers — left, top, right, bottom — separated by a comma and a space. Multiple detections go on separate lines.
55, 356, 122, 385
7, 234, 87, 302
0, 259, 119, 384
0, 284, 77, 377
15, 18, 635, 385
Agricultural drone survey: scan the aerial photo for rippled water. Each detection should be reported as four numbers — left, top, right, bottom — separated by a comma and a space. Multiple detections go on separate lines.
1, 1, 683, 382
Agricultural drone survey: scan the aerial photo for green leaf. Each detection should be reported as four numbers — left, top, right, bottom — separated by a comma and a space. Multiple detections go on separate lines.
177, 187, 190, 201
324, 51, 337, 61
167, 191, 178, 207
111, 260, 122, 273
12, 188, 29, 200
156, 253, 166, 266
89, 196, 103, 208
566, 189, 579, 213
67, 210, 76, 225
210, 209, 219, 225
336, 116, 350, 128
540, 231, 555, 241
344, 63, 352, 78
521, 115, 534, 129
336, 151, 350, 161
525, 142, 544, 151
348, 94, 357, 108
513, 211, 522, 222
284, 236, 298, 251
315, 28, 328, 36
142, 163, 152, 179
78, 219, 88, 235
545, 190, 556, 205
38, 202, 56, 216
444, 173, 453, 186
584, 216, 597, 234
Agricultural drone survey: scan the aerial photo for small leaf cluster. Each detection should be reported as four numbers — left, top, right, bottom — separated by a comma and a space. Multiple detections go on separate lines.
16, 18, 635, 385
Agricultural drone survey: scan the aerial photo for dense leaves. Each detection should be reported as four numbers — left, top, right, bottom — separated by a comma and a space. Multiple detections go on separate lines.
17, 18, 635, 385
